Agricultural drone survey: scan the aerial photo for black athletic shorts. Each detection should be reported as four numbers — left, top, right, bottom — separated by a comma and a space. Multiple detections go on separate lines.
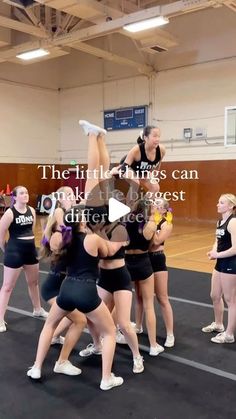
41, 261, 67, 301
4, 238, 38, 269
149, 251, 167, 273
125, 252, 153, 281
97, 266, 132, 294
215, 256, 236, 274
57, 276, 101, 314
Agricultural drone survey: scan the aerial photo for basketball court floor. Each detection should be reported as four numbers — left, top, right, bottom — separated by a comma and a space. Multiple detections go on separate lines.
0, 221, 235, 419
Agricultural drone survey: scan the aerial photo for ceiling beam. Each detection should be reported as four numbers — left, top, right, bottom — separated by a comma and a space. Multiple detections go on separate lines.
0, 14, 48, 37
13, 7, 34, 25
34, 0, 125, 19
70, 41, 153, 75
0, 1, 218, 65
224, 1, 236, 12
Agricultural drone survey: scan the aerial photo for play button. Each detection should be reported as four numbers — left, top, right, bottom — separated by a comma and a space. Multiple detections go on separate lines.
108, 197, 131, 222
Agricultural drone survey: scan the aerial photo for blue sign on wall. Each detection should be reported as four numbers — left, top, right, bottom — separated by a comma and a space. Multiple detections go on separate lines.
104, 105, 147, 131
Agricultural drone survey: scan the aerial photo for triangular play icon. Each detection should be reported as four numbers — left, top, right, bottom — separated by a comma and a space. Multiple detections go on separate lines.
108, 198, 131, 223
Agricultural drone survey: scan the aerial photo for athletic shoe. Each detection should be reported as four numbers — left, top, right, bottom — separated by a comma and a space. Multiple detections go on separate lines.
149, 344, 164, 356
0, 320, 7, 333
33, 308, 48, 318
164, 334, 175, 348
116, 330, 127, 344
133, 356, 144, 374
27, 365, 41, 379
201, 322, 224, 333
79, 120, 107, 136
79, 343, 102, 357
211, 332, 235, 344
51, 336, 65, 345
131, 322, 143, 334
100, 373, 124, 391
53, 360, 82, 376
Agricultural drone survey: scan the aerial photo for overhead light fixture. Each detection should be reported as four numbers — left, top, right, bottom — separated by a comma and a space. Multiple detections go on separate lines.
123, 16, 169, 33
16, 49, 50, 61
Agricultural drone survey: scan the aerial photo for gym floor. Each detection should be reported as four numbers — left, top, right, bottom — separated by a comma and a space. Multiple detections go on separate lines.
0, 221, 235, 419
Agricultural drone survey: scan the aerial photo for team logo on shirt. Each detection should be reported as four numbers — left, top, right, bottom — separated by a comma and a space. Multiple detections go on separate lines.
15, 215, 34, 225
216, 228, 225, 238
140, 161, 159, 171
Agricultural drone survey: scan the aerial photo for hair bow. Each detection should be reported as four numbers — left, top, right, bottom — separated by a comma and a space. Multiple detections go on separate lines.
60, 225, 72, 245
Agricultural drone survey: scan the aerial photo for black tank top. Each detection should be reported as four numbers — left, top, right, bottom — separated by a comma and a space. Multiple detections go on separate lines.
125, 217, 151, 251
67, 232, 99, 280
8, 206, 34, 238
216, 214, 236, 252
130, 143, 161, 174
100, 223, 125, 260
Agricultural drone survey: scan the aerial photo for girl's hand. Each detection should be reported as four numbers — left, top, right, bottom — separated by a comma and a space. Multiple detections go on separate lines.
110, 166, 120, 176
207, 250, 218, 260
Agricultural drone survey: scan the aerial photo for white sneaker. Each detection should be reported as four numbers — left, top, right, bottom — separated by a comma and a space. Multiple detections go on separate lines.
33, 308, 48, 319
27, 365, 41, 379
79, 343, 102, 357
51, 336, 65, 345
0, 320, 7, 333
131, 322, 143, 334
54, 360, 82, 376
211, 332, 235, 344
100, 373, 124, 391
201, 322, 224, 333
116, 330, 127, 345
79, 120, 107, 136
164, 334, 175, 348
149, 344, 164, 356
133, 356, 144, 374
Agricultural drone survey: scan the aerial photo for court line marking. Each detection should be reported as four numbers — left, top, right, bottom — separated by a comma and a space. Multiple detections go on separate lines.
6, 305, 235, 382
138, 344, 236, 382
168, 246, 210, 258
168, 232, 213, 244
1, 263, 227, 311
169, 296, 228, 311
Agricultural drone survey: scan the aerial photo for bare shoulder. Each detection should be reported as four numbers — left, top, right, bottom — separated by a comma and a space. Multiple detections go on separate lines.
228, 217, 236, 232
132, 144, 141, 159
0, 208, 13, 226
84, 234, 99, 256
29, 206, 36, 215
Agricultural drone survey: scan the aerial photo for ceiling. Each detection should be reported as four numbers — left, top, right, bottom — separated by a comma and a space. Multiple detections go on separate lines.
0, 0, 236, 74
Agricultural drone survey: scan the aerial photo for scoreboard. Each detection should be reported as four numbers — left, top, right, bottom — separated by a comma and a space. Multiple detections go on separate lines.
104, 105, 147, 131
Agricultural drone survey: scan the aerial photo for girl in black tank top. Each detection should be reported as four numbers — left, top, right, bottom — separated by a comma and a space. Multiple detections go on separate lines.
203, 193, 236, 344
78, 220, 144, 374
40, 186, 86, 366
125, 199, 165, 356
148, 198, 175, 348
27, 205, 126, 390
110, 126, 166, 206
0, 185, 47, 334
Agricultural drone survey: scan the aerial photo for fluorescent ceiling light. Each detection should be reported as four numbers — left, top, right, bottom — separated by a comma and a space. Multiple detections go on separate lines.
16, 48, 50, 60
123, 16, 169, 33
